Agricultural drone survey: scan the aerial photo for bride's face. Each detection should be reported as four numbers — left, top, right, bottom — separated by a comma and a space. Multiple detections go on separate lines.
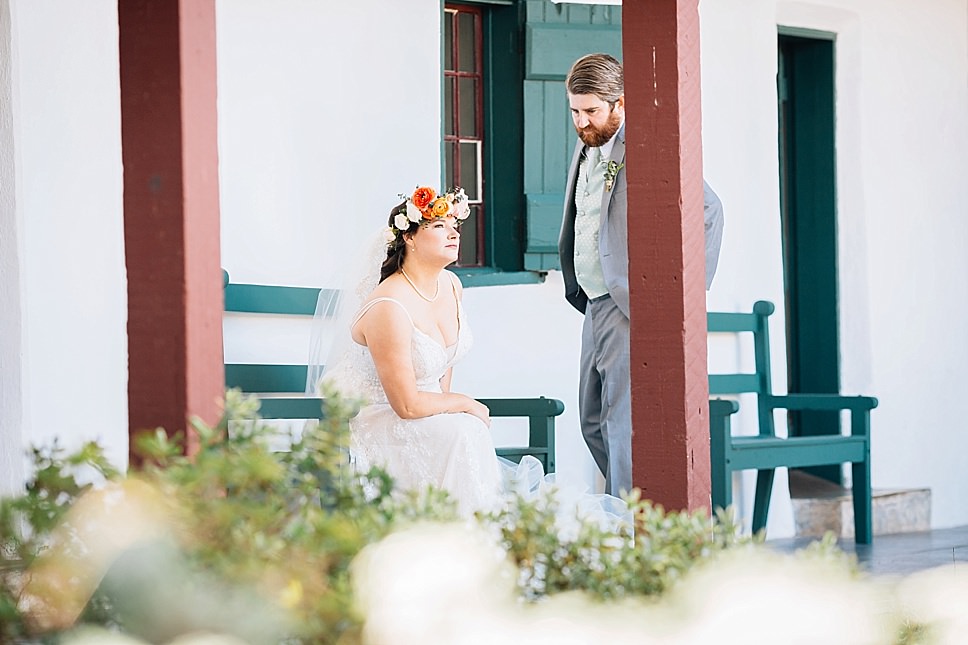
410, 216, 461, 265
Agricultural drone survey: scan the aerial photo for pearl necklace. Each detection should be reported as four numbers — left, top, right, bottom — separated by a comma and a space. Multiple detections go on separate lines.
401, 268, 439, 303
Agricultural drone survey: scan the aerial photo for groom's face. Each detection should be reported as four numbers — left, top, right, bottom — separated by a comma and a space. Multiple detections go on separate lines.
569, 93, 624, 148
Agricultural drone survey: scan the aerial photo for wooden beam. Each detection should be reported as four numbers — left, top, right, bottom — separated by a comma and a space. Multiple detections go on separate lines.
119, 0, 223, 458
623, 0, 711, 511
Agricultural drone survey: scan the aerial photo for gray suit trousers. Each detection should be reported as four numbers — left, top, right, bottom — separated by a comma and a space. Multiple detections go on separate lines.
579, 295, 632, 496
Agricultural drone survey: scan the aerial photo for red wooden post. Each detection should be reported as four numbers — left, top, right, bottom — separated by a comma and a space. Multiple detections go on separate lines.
623, 0, 711, 511
119, 0, 223, 458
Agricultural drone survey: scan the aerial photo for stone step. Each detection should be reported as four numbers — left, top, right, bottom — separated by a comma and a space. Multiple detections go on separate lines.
789, 470, 931, 539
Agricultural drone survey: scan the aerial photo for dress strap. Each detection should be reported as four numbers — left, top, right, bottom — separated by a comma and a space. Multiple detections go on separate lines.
351, 297, 414, 330
446, 271, 463, 336
447, 270, 461, 300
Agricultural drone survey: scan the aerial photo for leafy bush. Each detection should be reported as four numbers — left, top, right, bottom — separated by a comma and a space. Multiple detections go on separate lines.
484, 487, 742, 601
6, 389, 947, 645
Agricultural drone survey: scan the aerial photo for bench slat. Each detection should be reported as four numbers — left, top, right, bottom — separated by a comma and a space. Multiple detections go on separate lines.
226, 364, 308, 393
225, 283, 329, 316
257, 396, 325, 420
709, 373, 760, 395
707, 311, 759, 333
727, 435, 868, 470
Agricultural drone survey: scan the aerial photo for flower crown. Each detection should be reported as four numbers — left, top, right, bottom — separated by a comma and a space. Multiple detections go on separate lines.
385, 185, 471, 245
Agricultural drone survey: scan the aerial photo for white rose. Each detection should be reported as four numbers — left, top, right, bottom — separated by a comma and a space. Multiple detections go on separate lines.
383, 227, 396, 244
455, 200, 470, 220
394, 213, 410, 231
406, 201, 423, 222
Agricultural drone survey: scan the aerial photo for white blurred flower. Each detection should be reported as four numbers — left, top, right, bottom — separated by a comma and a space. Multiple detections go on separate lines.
382, 227, 396, 244
454, 199, 470, 220
893, 565, 968, 644
393, 212, 410, 231
406, 201, 423, 222
353, 522, 668, 645
167, 633, 251, 645
61, 627, 148, 645
667, 548, 891, 645
353, 522, 515, 645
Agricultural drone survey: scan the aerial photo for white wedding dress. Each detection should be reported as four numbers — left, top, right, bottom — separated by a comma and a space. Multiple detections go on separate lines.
323, 273, 630, 531
323, 285, 504, 517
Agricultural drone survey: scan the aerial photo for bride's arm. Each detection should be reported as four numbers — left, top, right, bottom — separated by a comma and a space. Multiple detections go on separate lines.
359, 302, 489, 425
440, 367, 453, 393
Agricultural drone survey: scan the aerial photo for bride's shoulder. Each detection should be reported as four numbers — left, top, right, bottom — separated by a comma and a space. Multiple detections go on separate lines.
358, 278, 412, 316
366, 273, 407, 299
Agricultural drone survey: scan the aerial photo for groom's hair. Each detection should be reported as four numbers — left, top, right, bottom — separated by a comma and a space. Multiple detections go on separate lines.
566, 53, 624, 105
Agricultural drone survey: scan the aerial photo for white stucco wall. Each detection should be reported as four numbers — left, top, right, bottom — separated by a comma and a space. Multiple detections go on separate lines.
701, 0, 968, 531
0, 0, 24, 496
217, 0, 968, 533
2, 0, 128, 474
216, 0, 444, 288
4, 0, 964, 534
823, 0, 968, 528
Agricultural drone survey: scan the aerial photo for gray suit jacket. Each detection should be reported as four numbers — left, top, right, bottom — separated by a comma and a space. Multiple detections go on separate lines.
558, 124, 724, 317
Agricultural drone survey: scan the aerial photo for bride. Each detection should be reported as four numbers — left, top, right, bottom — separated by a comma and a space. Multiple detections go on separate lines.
320, 185, 504, 516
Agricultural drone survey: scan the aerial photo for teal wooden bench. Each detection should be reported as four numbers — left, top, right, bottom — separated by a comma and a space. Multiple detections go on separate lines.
707, 300, 878, 543
222, 274, 561, 473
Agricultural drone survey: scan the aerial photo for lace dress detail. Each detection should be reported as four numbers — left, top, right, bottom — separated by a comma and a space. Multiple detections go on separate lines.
323, 280, 502, 517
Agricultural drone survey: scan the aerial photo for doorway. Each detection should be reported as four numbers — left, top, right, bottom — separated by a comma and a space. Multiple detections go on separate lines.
777, 32, 842, 484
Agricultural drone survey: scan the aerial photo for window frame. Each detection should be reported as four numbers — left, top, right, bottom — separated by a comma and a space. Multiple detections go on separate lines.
444, 5, 486, 267
443, 0, 541, 287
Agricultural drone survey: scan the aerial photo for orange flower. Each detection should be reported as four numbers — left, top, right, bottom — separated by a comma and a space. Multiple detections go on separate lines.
431, 198, 451, 217
411, 186, 436, 211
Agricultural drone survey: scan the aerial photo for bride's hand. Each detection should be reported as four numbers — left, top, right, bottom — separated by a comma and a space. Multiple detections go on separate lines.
463, 397, 491, 427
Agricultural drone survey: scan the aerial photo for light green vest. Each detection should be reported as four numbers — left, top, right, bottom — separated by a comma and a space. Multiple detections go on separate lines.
573, 146, 609, 300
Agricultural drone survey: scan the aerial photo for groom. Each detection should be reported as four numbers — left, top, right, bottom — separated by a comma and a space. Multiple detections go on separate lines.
558, 53, 725, 496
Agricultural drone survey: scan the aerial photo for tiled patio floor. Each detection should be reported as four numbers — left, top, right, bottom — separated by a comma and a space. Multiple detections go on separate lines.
768, 524, 968, 577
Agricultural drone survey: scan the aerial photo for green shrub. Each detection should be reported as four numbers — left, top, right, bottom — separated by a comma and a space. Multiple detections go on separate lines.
2, 389, 902, 645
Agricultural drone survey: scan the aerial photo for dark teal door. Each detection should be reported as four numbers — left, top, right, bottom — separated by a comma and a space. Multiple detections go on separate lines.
777, 33, 841, 484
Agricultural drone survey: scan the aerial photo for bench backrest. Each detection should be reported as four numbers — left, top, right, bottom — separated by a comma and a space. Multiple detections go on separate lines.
222, 272, 563, 471
224, 280, 324, 316
707, 300, 776, 437
226, 275, 780, 436
223, 273, 328, 418
227, 276, 780, 399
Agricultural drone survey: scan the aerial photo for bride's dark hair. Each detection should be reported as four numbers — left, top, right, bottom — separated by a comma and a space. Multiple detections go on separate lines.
380, 201, 415, 283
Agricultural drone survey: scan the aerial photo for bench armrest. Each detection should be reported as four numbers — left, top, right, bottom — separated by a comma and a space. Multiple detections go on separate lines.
477, 397, 565, 417
764, 393, 876, 438
764, 393, 878, 412
479, 397, 564, 474
708, 398, 740, 417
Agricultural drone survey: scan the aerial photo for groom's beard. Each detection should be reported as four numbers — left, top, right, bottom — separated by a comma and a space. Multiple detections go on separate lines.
575, 107, 623, 148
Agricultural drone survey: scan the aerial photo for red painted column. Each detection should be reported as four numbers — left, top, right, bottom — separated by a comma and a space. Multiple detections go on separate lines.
119, 0, 223, 458
623, 0, 711, 511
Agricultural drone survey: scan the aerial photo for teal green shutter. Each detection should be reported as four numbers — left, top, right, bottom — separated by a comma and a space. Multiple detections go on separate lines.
521, 1, 621, 271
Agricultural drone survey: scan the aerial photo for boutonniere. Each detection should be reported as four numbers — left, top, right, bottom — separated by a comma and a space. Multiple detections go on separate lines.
604, 160, 625, 191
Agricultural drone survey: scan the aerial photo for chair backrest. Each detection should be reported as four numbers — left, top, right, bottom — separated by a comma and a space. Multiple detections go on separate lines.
707, 300, 776, 437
